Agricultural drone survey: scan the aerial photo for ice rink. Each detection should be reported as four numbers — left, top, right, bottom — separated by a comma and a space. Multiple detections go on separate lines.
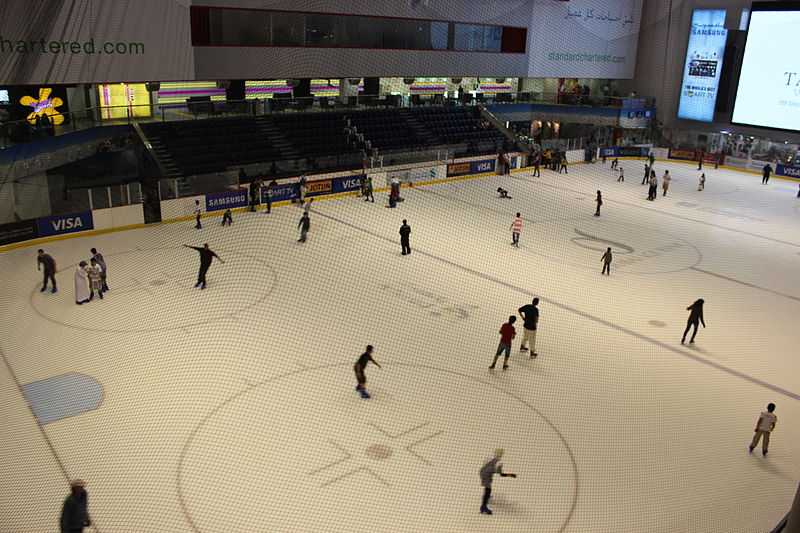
1, 158, 799, 533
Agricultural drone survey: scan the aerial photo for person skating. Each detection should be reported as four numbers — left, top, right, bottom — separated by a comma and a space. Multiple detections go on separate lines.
698, 173, 706, 191
601, 247, 612, 275
762, 164, 772, 184
559, 155, 568, 174
265, 179, 277, 213
479, 449, 517, 515
532, 155, 541, 177
60, 479, 91, 533
617, 167, 624, 182
399, 219, 411, 255
183, 243, 224, 289
249, 176, 260, 212
74, 261, 91, 305
363, 176, 375, 202
303, 197, 314, 214
194, 199, 202, 229
510, 213, 522, 247
649, 152, 655, 168
90, 248, 108, 292
37, 249, 57, 293
489, 316, 517, 370
647, 173, 658, 201
749, 403, 777, 456
681, 298, 706, 344
354, 345, 381, 399
662, 172, 671, 196
297, 212, 310, 243
697, 151, 704, 171
595, 190, 603, 216
518, 298, 540, 357
87, 259, 103, 300
497, 187, 512, 199
611, 157, 618, 170
221, 208, 233, 226
642, 164, 650, 185
797, 183, 800, 198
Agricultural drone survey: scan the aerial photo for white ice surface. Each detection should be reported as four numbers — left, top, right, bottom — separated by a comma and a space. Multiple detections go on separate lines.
1, 160, 799, 533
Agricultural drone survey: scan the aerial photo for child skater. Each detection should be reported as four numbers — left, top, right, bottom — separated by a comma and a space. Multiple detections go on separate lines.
354, 345, 382, 399
221, 208, 233, 226
497, 187, 512, 199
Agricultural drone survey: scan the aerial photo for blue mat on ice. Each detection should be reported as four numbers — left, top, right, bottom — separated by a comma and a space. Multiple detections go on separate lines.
22, 372, 103, 425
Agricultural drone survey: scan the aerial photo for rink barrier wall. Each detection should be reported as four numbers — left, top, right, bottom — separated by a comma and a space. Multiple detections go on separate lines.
4, 149, 799, 253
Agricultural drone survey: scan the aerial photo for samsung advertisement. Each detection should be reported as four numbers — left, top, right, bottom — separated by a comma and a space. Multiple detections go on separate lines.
732, 4, 800, 131
677, 10, 727, 122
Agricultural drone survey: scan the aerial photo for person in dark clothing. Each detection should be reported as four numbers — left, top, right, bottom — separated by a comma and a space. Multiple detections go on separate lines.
298, 212, 310, 243
90, 248, 108, 292
489, 316, 516, 370
681, 298, 706, 344
611, 157, 619, 170
248, 177, 260, 212
497, 187, 512, 199
363, 176, 375, 202
265, 179, 277, 213
479, 448, 516, 515
559, 155, 568, 174
697, 151, 704, 171
37, 249, 57, 293
642, 164, 650, 185
649, 152, 655, 168
762, 164, 773, 184
399, 219, 411, 255
183, 243, 224, 289
518, 298, 539, 357
221, 208, 233, 226
797, 183, 800, 198
60, 480, 91, 533
354, 344, 381, 398
595, 190, 603, 217
532, 155, 541, 177
601, 247, 612, 275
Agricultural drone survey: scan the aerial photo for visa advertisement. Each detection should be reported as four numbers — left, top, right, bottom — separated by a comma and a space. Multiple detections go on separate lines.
677, 10, 728, 122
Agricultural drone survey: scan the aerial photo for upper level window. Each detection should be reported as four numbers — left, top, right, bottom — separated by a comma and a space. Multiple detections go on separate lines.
191, 7, 526, 53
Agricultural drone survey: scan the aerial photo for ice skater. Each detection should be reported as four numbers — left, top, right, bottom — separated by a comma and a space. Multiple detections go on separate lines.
354, 345, 381, 399
532, 156, 541, 177
265, 179, 276, 213
489, 316, 516, 370
594, 190, 603, 216
363, 176, 375, 202
749, 403, 777, 456
559, 155, 568, 174
617, 167, 624, 182
647, 173, 658, 201
399, 219, 411, 255
90, 248, 108, 292
510, 213, 522, 247
642, 163, 650, 185
611, 157, 618, 170
297, 212, 310, 243
221, 208, 233, 226
649, 152, 655, 168
662, 171, 671, 196
681, 298, 706, 344
479, 448, 517, 515
194, 200, 202, 229
698, 173, 706, 191
762, 163, 772, 184
303, 197, 314, 214
183, 243, 224, 289
797, 183, 800, 198
497, 187, 512, 199
518, 298, 540, 357
60, 479, 91, 533
74, 261, 91, 305
37, 249, 57, 293
87, 259, 103, 300
601, 247, 612, 275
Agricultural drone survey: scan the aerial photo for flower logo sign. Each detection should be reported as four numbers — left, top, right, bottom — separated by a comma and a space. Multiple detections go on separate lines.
20, 88, 65, 125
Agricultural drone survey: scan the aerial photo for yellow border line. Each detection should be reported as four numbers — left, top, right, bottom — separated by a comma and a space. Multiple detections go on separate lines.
3, 157, 797, 253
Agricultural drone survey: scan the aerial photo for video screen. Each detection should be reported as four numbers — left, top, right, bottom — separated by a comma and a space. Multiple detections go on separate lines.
732, 3, 800, 131
0, 89, 9, 104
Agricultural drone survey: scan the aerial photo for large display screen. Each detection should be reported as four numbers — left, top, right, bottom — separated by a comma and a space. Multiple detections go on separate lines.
677, 10, 728, 122
732, 4, 800, 131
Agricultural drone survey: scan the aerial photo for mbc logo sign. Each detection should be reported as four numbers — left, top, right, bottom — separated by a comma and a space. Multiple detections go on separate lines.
37, 211, 94, 237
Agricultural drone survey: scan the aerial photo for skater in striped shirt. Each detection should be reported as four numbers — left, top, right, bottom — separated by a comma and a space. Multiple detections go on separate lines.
510, 213, 522, 247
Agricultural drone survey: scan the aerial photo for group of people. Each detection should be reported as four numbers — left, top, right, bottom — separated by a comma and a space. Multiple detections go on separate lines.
37, 248, 108, 305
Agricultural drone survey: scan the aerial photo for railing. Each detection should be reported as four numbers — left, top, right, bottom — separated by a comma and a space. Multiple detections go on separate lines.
0, 92, 654, 149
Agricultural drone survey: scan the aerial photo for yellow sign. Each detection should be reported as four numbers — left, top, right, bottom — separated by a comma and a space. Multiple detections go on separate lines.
20, 88, 64, 125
